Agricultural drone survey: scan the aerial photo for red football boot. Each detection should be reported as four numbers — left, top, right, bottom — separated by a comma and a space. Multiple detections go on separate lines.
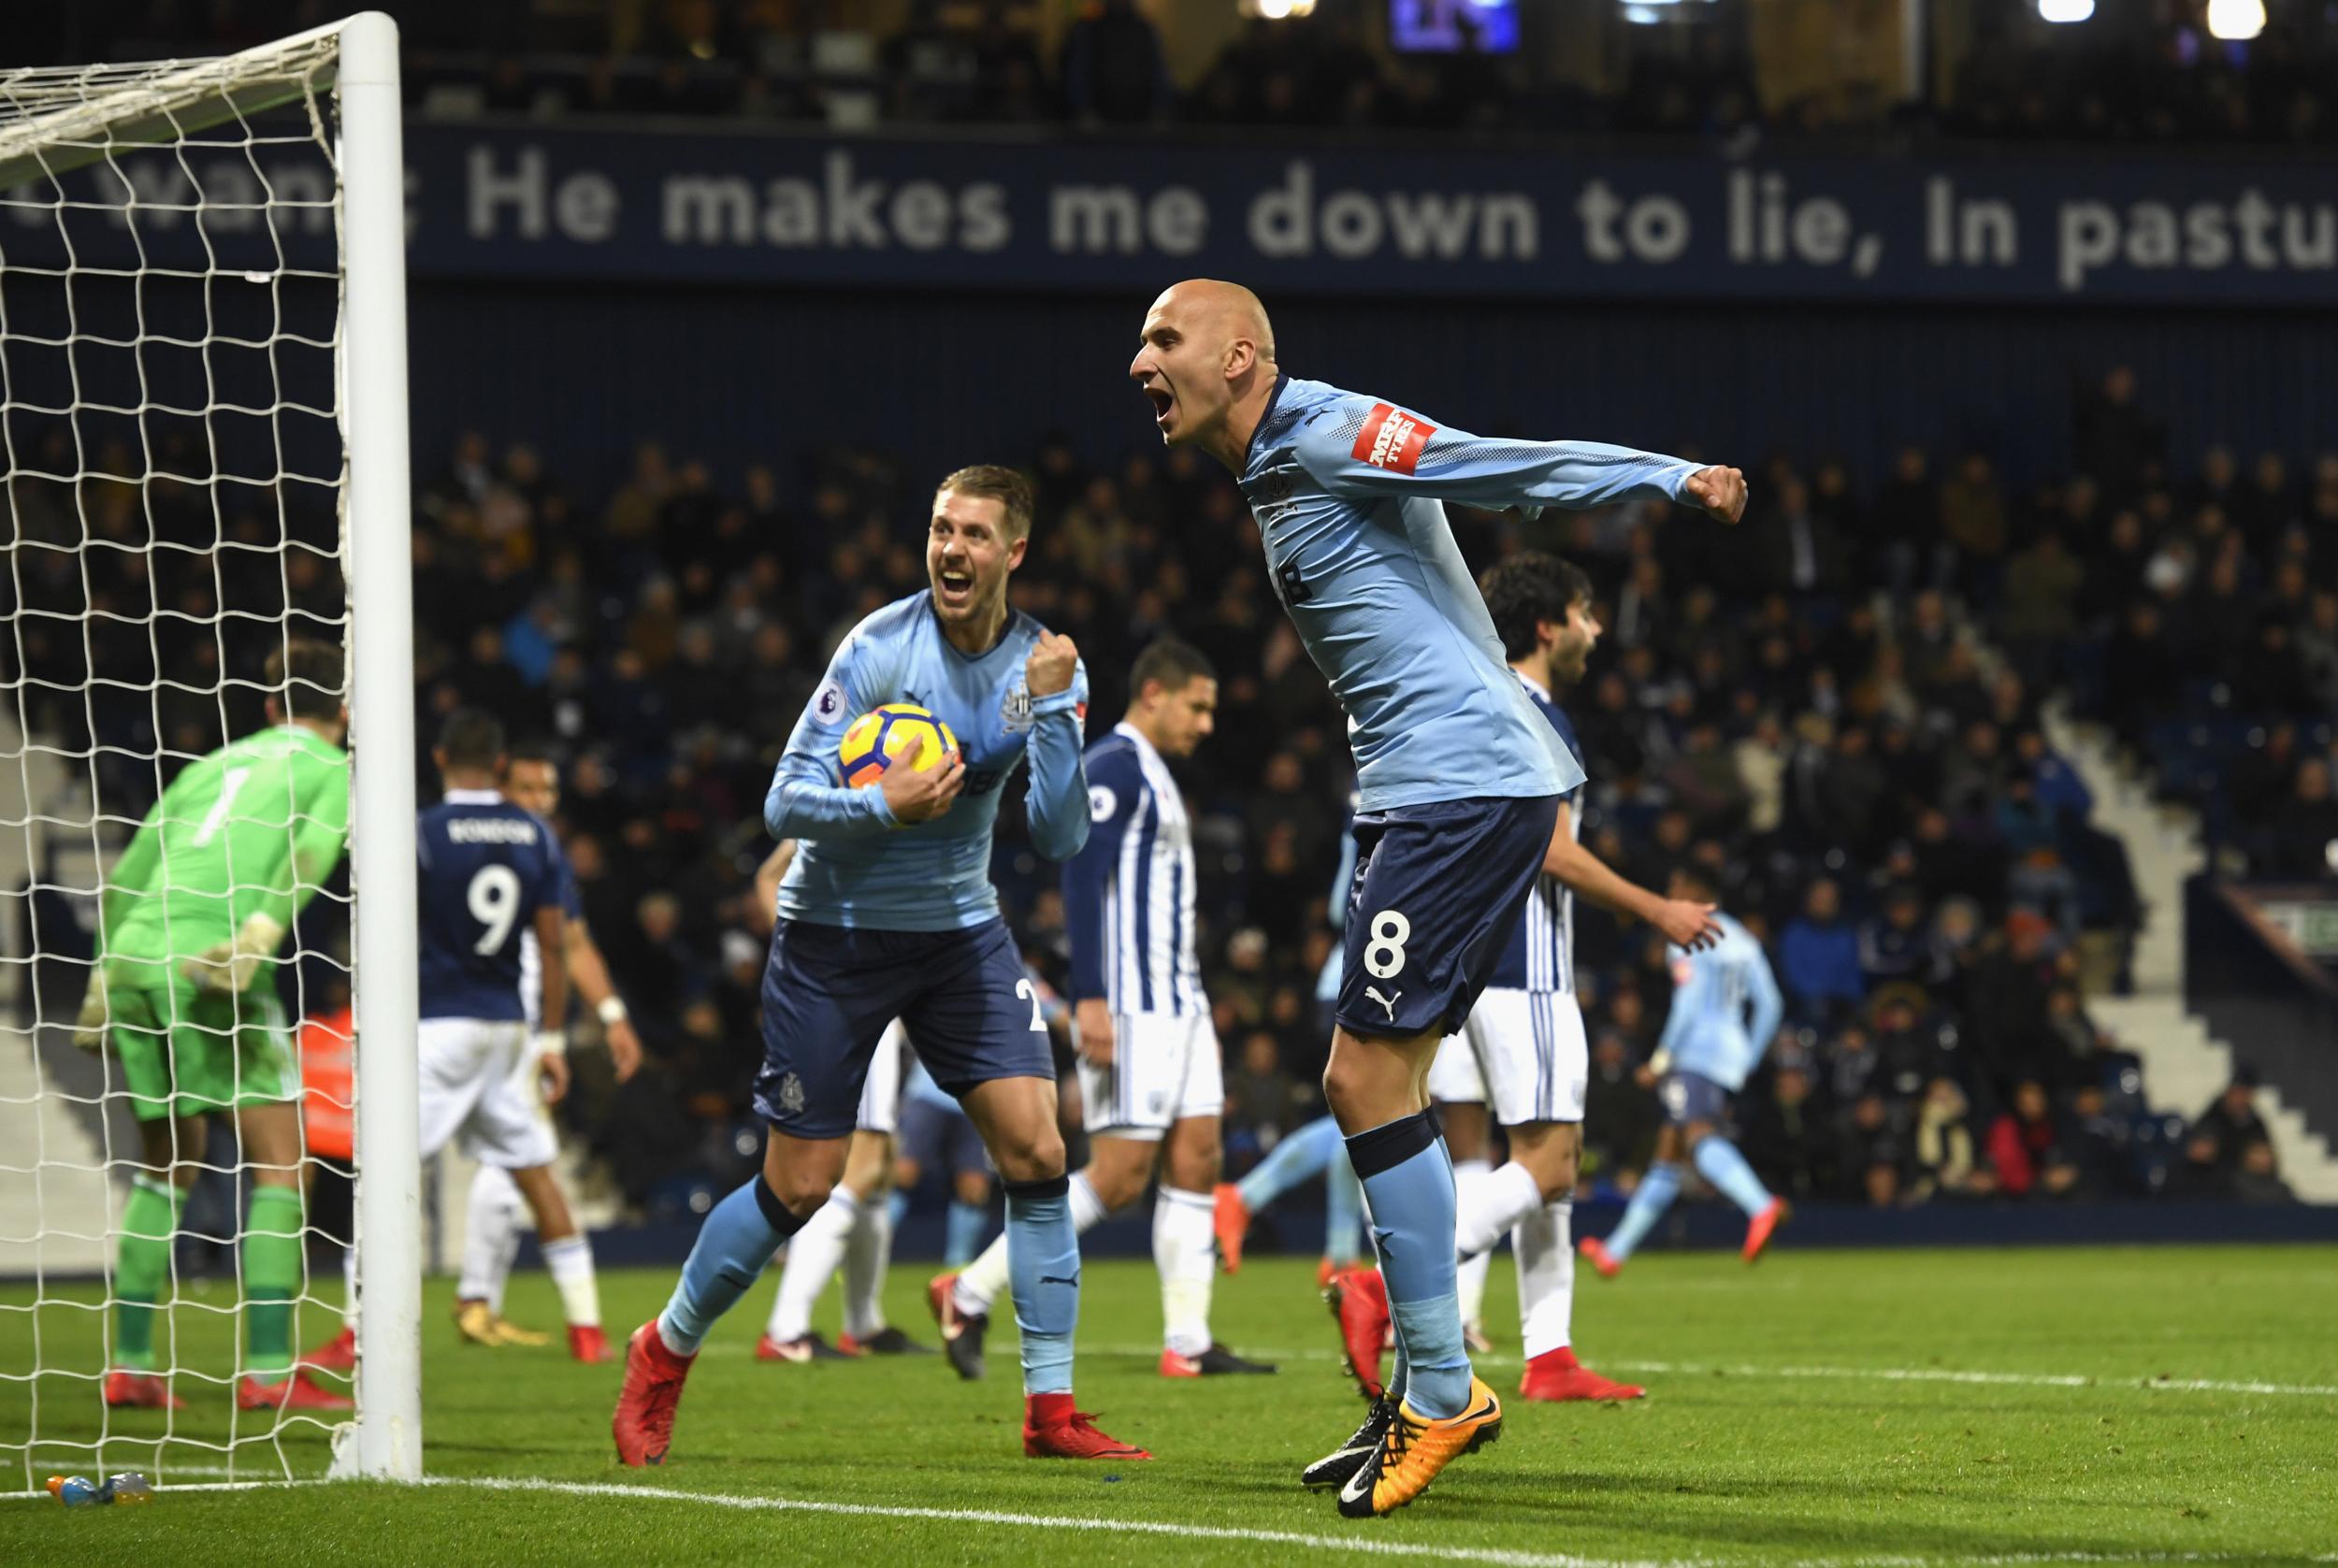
1519, 1346, 1645, 1402
103, 1370, 185, 1410
1323, 1265, 1390, 1400
1578, 1236, 1623, 1279
302, 1327, 356, 1374
570, 1324, 613, 1363
612, 1320, 696, 1467
1316, 1257, 1339, 1288
1022, 1392, 1150, 1460
1742, 1198, 1787, 1264
237, 1369, 354, 1412
1212, 1184, 1249, 1274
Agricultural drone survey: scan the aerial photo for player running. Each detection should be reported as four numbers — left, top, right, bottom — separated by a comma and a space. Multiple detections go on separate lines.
934, 639, 1274, 1381
1132, 280, 1744, 1515
80, 639, 353, 1413
1325, 554, 1720, 1413
613, 465, 1145, 1465
1580, 862, 1786, 1276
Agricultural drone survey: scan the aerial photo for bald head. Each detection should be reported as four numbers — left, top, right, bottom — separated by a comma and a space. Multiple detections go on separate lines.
1154, 279, 1277, 366
1131, 281, 1280, 466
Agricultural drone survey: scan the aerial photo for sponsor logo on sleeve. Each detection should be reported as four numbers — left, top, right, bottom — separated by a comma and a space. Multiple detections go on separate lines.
1350, 403, 1435, 474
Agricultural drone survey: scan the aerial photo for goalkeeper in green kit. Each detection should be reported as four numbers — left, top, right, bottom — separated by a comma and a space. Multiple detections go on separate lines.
77, 638, 354, 1412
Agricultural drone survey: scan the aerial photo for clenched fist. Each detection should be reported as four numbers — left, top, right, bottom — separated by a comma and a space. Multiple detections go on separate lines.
1682, 466, 1748, 525
1026, 629, 1078, 699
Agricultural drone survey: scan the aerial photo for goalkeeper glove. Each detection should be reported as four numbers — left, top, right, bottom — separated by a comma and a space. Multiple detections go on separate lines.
72, 973, 109, 1053
181, 912, 287, 995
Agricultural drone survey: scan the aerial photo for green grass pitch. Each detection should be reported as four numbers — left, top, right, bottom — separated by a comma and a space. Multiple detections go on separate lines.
4, 1244, 2334, 1566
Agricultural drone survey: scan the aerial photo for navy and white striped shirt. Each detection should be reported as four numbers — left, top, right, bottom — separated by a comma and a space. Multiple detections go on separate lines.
1488, 672, 1582, 995
1063, 724, 1204, 1016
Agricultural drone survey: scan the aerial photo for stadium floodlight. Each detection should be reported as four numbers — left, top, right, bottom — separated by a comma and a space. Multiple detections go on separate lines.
2205, 0, 2266, 39
1250, 0, 1318, 18
0, 12, 418, 1487
2037, 0, 2096, 20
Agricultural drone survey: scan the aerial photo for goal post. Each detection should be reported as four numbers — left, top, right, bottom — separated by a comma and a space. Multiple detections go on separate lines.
0, 11, 418, 1487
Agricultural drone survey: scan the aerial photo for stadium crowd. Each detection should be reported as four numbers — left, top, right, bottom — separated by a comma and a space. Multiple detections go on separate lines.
10, 353, 2326, 1223
23, 1, 2338, 150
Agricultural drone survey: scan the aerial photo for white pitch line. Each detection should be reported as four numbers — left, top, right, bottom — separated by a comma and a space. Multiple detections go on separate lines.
1071, 1345, 2338, 1399
6, 1472, 2334, 1566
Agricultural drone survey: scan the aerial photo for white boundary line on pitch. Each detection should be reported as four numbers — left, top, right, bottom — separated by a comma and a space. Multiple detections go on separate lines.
6, 1473, 2336, 1567
1067, 1345, 2338, 1399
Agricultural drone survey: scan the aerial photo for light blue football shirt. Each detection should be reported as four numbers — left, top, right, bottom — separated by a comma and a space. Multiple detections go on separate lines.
764, 590, 1090, 932
1239, 376, 1700, 813
1655, 913, 1784, 1092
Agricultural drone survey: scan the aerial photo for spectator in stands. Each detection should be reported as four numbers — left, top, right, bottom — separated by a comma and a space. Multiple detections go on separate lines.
1985, 1079, 2079, 1200
1909, 1077, 1990, 1202
2189, 1072, 2272, 1176
1857, 884, 1941, 992
1741, 1058, 1833, 1202
1780, 877, 1864, 1022
1838, 1091, 1907, 1207
2230, 1139, 2296, 1204
2259, 758, 2338, 879
1061, 0, 1173, 125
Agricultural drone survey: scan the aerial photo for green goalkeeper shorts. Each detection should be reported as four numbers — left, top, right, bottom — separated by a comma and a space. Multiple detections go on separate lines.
109, 980, 299, 1123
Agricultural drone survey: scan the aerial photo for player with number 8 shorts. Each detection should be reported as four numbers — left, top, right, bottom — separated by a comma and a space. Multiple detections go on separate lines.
613, 464, 1151, 1467
1131, 280, 1747, 1517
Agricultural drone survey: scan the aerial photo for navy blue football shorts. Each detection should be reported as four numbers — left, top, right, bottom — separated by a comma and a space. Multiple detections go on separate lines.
1335, 794, 1561, 1042
1657, 1070, 1731, 1128
755, 916, 1050, 1141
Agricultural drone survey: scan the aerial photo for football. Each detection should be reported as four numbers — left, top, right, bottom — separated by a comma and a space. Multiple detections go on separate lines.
838, 702, 959, 787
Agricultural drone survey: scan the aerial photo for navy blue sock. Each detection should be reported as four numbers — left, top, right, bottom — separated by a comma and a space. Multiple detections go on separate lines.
658, 1174, 805, 1354
1348, 1112, 1469, 1419
1004, 1175, 1078, 1396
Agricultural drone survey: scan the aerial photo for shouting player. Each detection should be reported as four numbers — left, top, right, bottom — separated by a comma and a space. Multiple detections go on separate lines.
1328, 554, 1721, 1407
82, 639, 353, 1412
935, 638, 1273, 1380
1581, 861, 1785, 1276
613, 466, 1147, 1465
1131, 280, 1744, 1515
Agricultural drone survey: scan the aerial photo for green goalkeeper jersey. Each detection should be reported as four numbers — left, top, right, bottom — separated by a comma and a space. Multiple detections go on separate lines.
102, 723, 352, 985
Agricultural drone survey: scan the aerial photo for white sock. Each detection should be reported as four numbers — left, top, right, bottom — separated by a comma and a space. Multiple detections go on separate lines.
1455, 1160, 1544, 1259
341, 1244, 358, 1334
1514, 1199, 1576, 1360
1450, 1157, 1494, 1328
1153, 1186, 1217, 1359
766, 1189, 857, 1343
842, 1191, 893, 1341
955, 1172, 1107, 1316
458, 1164, 526, 1311
541, 1233, 601, 1330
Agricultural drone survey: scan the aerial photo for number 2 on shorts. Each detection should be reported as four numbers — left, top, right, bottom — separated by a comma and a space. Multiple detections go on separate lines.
1014, 976, 1045, 1030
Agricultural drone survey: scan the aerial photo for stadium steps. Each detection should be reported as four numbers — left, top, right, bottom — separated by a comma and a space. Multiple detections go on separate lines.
2052, 710, 2338, 1204
0, 711, 123, 1278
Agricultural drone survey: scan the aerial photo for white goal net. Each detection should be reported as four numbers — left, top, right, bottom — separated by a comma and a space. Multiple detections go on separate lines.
0, 14, 418, 1491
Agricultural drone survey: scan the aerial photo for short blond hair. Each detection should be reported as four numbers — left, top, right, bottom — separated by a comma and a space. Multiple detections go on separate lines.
937, 465, 1034, 540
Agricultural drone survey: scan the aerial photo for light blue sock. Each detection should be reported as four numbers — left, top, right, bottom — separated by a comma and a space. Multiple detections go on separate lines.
1349, 1114, 1468, 1419
1237, 1115, 1339, 1211
1324, 1152, 1366, 1266
1003, 1177, 1078, 1396
657, 1176, 803, 1353
944, 1199, 989, 1266
1694, 1134, 1774, 1218
1604, 1161, 1682, 1264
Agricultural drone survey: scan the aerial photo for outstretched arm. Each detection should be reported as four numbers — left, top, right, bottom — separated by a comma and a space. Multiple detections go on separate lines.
1543, 801, 1722, 951
1297, 404, 1746, 523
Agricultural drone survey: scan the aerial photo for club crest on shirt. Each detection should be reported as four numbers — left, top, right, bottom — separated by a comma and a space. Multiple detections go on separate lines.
1002, 678, 1033, 734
